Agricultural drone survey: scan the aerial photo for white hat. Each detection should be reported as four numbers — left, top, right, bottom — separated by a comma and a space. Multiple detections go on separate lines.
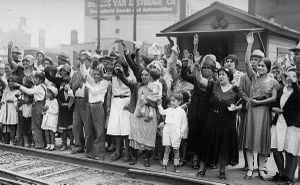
251, 49, 265, 59
47, 86, 58, 97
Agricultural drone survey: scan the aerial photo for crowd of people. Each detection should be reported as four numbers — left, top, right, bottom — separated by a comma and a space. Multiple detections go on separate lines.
0, 32, 300, 185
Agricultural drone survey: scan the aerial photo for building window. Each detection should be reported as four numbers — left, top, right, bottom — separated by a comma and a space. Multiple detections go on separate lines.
115, 15, 120, 20
115, 28, 120, 34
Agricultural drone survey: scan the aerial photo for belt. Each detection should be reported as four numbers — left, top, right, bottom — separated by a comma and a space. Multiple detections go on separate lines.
89, 101, 103, 105
6, 100, 14, 103
113, 95, 129, 98
75, 97, 84, 99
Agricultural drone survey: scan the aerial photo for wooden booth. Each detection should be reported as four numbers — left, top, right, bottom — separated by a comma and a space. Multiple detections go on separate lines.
157, 2, 300, 70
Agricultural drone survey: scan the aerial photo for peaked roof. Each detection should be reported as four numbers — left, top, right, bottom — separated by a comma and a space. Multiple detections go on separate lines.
159, 1, 300, 41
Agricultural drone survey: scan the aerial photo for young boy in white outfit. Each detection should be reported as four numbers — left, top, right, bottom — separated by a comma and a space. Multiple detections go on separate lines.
158, 93, 188, 173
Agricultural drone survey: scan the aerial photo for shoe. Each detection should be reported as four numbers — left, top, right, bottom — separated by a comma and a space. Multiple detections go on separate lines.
123, 155, 131, 163
24, 144, 30, 148
269, 173, 282, 182
283, 180, 294, 185
144, 159, 150, 167
45, 144, 50, 150
71, 147, 84, 154
174, 165, 180, 173
178, 159, 186, 167
129, 157, 137, 165
60, 145, 67, 151
219, 171, 226, 180
49, 145, 55, 151
192, 160, 199, 169
196, 170, 206, 177
244, 170, 253, 180
259, 170, 267, 181
110, 153, 121, 162
162, 165, 167, 171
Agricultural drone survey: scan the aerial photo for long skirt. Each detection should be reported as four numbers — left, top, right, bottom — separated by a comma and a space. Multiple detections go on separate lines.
198, 111, 239, 166
129, 106, 157, 150
244, 104, 271, 156
107, 97, 131, 136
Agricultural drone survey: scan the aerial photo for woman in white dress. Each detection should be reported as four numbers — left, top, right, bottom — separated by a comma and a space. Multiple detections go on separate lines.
107, 58, 133, 161
270, 68, 300, 185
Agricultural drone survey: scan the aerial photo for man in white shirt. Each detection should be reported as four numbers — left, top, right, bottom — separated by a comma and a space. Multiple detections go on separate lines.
81, 57, 109, 160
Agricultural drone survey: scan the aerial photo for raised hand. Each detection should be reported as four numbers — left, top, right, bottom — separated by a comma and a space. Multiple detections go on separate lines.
8, 41, 13, 49
246, 32, 254, 44
171, 44, 180, 55
194, 51, 201, 63
193, 34, 199, 46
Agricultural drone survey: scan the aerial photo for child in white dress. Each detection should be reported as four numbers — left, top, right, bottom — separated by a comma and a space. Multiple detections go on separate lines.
0, 76, 20, 144
41, 86, 59, 151
158, 93, 188, 173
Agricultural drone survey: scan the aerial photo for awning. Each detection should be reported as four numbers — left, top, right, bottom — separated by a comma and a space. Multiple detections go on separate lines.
156, 28, 265, 37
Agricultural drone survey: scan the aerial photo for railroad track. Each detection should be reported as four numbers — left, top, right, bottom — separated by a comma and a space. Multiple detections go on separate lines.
0, 144, 228, 185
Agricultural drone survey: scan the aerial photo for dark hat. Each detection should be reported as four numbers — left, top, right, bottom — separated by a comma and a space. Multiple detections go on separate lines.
202, 57, 216, 71
289, 42, 300, 52
57, 52, 70, 62
217, 67, 233, 82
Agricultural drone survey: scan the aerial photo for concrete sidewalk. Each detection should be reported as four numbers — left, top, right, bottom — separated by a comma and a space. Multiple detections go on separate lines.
44, 142, 300, 185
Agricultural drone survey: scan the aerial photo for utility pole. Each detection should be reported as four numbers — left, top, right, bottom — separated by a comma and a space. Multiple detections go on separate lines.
133, 0, 137, 42
96, 0, 101, 53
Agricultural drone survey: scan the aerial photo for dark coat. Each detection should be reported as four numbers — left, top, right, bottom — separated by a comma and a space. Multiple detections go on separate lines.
272, 83, 300, 128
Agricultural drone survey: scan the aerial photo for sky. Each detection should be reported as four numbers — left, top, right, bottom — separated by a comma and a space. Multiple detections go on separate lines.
0, 0, 248, 48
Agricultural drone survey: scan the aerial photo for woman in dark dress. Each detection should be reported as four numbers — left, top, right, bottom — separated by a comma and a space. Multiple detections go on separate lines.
180, 53, 216, 169
196, 67, 241, 180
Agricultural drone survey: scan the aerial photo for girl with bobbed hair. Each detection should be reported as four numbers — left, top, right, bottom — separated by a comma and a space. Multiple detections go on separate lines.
243, 33, 279, 180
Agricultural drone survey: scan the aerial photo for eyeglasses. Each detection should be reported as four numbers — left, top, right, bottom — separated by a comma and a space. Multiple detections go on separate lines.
225, 60, 234, 63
